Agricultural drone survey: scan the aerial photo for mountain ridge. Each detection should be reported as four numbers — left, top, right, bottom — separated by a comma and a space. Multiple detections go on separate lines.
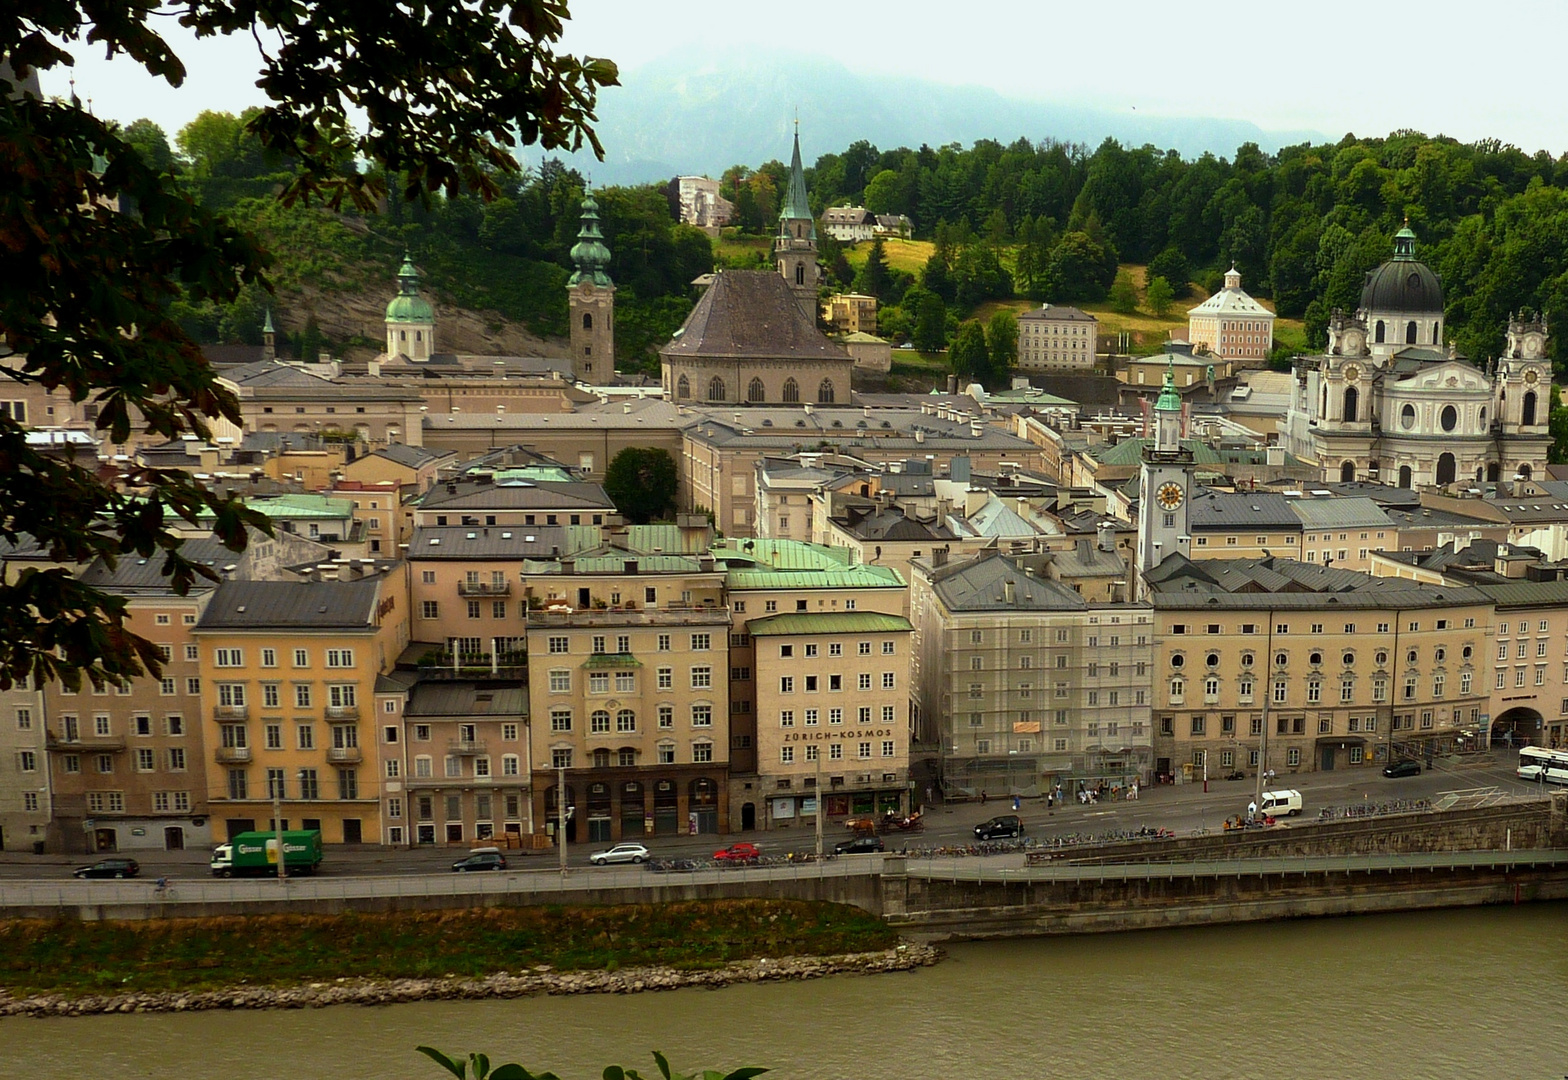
539, 46, 1327, 185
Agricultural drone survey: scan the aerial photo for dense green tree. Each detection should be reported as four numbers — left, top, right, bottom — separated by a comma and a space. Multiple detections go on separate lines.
985, 310, 1018, 373
948, 320, 989, 383
1146, 247, 1192, 298
854, 237, 892, 298
1048, 231, 1118, 301
1549, 387, 1568, 465
1109, 270, 1138, 314
0, 0, 615, 689
299, 314, 322, 363
604, 447, 678, 523
913, 292, 950, 352
119, 118, 174, 172
1146, 275, 1175, 318
951, 243, 1012, 308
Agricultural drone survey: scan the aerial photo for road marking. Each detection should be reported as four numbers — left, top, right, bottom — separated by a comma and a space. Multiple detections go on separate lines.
1084, 810, 1120, 817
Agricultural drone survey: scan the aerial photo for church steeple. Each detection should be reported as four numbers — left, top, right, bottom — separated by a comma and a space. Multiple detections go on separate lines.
780, 123, 814, 238
567, 192, 616, 383
384, 251, 435, 361
773, 121, 820, 322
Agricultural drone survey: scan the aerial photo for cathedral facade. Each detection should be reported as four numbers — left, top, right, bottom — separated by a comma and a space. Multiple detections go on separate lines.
1279, 227, 1552, 488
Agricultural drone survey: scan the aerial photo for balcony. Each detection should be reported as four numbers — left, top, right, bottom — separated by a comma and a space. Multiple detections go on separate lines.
326, 745, 362, 764
325, 705, 360, 720
448, 739, 488, 756
46, 733, 126, 752
458, 580, 512, 597
214, 704, 249, 721
215, 745, 252, 763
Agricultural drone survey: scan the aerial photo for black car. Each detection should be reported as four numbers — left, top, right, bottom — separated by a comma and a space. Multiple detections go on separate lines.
1383, 759, 1422, 778
834, 836, 885, 855
973, 814, 1024, 840
451, 851, 507, 872
73, 857, 140, 879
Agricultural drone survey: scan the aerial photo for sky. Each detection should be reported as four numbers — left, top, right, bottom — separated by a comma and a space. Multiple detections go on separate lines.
37, 0, 1568, 155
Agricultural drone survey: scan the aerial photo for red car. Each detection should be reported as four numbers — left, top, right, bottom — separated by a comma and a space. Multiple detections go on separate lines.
712, 842, 762, 864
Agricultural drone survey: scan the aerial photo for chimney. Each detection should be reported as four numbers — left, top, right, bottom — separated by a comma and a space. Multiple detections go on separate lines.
1097, 521, 1117, 553
932, 547, 948, 568
367, 359, 381, 378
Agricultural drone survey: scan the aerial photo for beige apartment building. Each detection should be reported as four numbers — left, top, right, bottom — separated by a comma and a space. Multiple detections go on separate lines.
714, 538, 909, 830
1146, 558, 1492, 781
40, 542, 251, 854
195, 568, 410, 845
911, 550, 1155, 796
399, 680, 531, 846
524, 556, 732, 842
747, 612, 913, 829
1483, 582, 1568, 751
1017, 305, 1098, 371
0, 685, 48, 853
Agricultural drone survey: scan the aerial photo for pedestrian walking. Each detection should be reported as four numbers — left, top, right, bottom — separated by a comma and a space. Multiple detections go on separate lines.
980, 790, 988, 806
1012, 794, 1021, 812
1247, 800, 1257, 823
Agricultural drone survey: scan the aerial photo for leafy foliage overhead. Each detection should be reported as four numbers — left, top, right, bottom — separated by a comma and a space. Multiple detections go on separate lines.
0, 0, 615, 688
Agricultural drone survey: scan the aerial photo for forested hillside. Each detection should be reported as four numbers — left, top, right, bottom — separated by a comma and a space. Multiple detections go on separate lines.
133, 110, 711, 372
134, 111, 1568, 378
794, 133, 1568, 367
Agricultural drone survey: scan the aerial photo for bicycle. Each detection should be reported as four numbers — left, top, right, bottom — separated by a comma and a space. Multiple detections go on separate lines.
151, 877, 177, 901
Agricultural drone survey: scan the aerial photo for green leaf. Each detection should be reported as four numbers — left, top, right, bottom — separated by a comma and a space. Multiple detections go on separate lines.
415, 1046, 467, 1080
604, 1068, 625, 1080
651, 1052, 674, 1080
472, 1053, 491, 1080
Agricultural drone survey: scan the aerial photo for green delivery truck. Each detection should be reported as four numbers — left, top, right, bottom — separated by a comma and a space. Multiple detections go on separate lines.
210, 830, 324, 877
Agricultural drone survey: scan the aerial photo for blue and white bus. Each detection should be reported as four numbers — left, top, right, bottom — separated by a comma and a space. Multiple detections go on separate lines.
1516, 746, 1568, 785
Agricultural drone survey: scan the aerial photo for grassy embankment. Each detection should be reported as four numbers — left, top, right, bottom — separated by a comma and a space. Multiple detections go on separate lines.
0, 899, 896, 998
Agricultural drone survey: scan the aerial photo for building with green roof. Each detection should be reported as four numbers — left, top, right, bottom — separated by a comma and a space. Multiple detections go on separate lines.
385, 253, 435, 362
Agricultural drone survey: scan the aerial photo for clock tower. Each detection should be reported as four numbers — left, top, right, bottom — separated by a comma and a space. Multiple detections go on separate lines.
1137, 360, 1194, 598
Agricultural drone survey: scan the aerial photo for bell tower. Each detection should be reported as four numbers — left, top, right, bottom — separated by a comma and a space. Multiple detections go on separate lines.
1136, 360, 1194, 598
567, 193, 616, 383
384, 253, 435, 361
773, 122, 820, 323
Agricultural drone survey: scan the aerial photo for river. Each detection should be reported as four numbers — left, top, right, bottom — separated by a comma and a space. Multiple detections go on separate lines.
5, 904, 1566, 1079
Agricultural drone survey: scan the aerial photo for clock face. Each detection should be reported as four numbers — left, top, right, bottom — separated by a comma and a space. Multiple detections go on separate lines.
1156, 482, 1186, 511
1524, 367, 1540, 384
1343, 364, 1361, 383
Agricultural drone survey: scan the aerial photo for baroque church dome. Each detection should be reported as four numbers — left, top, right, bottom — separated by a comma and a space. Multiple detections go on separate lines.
1360, 225, 1443, 314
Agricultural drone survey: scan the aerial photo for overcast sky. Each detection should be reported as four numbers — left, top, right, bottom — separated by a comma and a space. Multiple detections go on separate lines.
39, 0, 1568, 155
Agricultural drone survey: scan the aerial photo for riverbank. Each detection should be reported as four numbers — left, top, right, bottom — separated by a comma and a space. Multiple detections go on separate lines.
0, 899, 921, 1014
0, 944, 939, 1018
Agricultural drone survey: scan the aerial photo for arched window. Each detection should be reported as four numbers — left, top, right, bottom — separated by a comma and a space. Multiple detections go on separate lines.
1398, 465, 1413, 489
1405, 320, 1418, 344
1343, 386, 1358, 423
582, 312, 593, 330
1340, 460, 1356, 483
616, 709, 636, 733
676, 375, 690, 399
747, 378, 765, 403
593, 748, 611, 768
817, 379, 835, 404
1436, 452, 1456, 486
1479, 407, 1487, 429
1519, 462, 1533, 480
1487, 462, 1501, 483
1374, 320, 1386, 343
1523, 391, 1538, 427
708, 376, 726, 401
781, 377, 800, 403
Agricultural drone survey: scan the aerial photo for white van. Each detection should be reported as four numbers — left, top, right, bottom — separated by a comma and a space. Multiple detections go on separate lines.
1259, 789, 1303, 817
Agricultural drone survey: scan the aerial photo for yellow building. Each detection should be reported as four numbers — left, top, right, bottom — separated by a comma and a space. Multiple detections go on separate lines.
195, 567, 410, 845
1146, 557, 1491, 780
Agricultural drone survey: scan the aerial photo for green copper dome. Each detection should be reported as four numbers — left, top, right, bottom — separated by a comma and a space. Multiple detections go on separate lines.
569, 194, 614, 287
385, 253, 434, 323
1155, 358, 1182, 412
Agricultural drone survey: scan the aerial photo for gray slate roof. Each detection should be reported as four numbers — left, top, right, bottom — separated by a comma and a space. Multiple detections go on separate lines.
375, 444, 453, 470
407, 682, 527, 718
78, 538, 237, 593
196, 577, 386, 631
1188, 491, 1302, 530
928, 551, 1086, 612
409, 525, 568, 560
419, 479, 613, 513
662, 271, 851, 362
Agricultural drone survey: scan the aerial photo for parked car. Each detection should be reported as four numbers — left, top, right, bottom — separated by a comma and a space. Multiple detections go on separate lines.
973, 815, 1024, 840
590, 842, 650, 866
713, 842, 762, 863
1383, 759, 1422, 778
451, 848, 507, 872
73, 857, 140, 879
834, 836, 885, 855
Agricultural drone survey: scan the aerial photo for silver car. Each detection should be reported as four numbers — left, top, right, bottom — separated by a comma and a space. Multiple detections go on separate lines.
590, 842, 650, 866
